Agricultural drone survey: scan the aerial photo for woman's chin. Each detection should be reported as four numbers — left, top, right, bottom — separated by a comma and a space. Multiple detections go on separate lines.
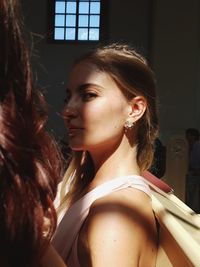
69, 144, 84, 151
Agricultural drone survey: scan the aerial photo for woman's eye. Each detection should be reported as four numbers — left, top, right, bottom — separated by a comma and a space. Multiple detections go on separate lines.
81, 92, 97, 101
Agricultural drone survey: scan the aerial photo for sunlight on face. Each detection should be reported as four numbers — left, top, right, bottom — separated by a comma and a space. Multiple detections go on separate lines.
65, 61, 131, 153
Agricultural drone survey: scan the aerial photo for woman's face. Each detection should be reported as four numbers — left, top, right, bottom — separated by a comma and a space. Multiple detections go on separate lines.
64, 61, 132, 153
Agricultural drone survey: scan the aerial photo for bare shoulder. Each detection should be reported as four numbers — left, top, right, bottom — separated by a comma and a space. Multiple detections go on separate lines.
89, 187, 155, 227
79, 188, 157, 267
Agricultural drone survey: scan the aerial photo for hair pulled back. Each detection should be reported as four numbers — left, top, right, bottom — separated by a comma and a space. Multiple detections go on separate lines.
76, 43, 159, 170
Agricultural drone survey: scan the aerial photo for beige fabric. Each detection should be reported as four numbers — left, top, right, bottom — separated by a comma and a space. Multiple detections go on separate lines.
152, 191, 200, 267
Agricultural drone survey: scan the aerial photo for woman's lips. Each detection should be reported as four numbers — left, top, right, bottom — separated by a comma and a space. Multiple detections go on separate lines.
67, 125, 83, 136
68, 124, 83, 130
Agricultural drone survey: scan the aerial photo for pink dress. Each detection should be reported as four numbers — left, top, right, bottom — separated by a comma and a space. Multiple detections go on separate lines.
52, 175, 152, 267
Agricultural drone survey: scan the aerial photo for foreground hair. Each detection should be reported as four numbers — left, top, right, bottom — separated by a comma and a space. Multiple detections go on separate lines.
0, 0, 62, 266
59, 43, 158, 209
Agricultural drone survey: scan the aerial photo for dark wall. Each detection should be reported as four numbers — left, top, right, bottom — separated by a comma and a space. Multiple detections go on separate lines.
22, 0, 200, 144
151, 0, 200, 142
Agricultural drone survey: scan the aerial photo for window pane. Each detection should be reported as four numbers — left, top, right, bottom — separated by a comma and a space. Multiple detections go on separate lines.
55, 15, 65, 26
79, 2, 89, 14
89, 15, 99, 27
78, 15, 88, 27
55, 2, 65, 13
54, 28, 64, 40
66, 2, 76, 13
89, 28, 99, 40
65, 28, 76, 40
53, 0, 102, 41
66, 15, 76, 26
90, 2, 100, 14
78, 28, 88, 40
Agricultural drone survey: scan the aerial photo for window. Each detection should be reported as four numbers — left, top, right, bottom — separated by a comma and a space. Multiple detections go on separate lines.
49, 0, 107, 42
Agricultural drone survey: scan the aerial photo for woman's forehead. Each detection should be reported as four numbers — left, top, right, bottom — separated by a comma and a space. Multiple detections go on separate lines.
69, 62, 112, 88
71, 60, 100, 74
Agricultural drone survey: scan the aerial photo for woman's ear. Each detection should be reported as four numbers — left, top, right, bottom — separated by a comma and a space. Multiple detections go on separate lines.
128, 96, 147, 122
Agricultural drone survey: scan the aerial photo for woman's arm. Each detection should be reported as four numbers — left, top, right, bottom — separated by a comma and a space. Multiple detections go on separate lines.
41, 245, 67, 267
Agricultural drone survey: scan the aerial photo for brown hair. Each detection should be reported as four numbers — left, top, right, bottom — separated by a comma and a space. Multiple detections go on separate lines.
77, 44, 158, 170
59, 43, 158, 209
0, 0, 62, 266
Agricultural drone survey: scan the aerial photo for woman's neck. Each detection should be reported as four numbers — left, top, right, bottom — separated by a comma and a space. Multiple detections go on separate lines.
88, 140, 140, 189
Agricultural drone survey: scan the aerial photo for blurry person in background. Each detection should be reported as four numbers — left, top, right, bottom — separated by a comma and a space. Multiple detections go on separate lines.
185, 128, 200, 176
185, 128, 200, 212
0, 0, 63, 266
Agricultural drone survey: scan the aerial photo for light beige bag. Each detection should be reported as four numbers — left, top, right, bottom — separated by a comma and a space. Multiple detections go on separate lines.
149, 181, 200, 267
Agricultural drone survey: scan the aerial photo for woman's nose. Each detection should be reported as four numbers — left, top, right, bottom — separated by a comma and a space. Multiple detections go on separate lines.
63, 98, 78, 119
63, 107, 77, 118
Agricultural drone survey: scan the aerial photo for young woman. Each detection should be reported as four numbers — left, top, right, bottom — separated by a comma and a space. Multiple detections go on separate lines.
0, 0, 63, 266
52, 44, 159, 267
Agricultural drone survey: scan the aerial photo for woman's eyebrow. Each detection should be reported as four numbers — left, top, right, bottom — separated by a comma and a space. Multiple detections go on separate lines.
66, 83, 104, 94
77, 83, 103, 92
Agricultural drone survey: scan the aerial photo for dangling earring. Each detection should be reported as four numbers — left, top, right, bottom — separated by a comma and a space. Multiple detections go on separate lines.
124, 120, 135, 129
